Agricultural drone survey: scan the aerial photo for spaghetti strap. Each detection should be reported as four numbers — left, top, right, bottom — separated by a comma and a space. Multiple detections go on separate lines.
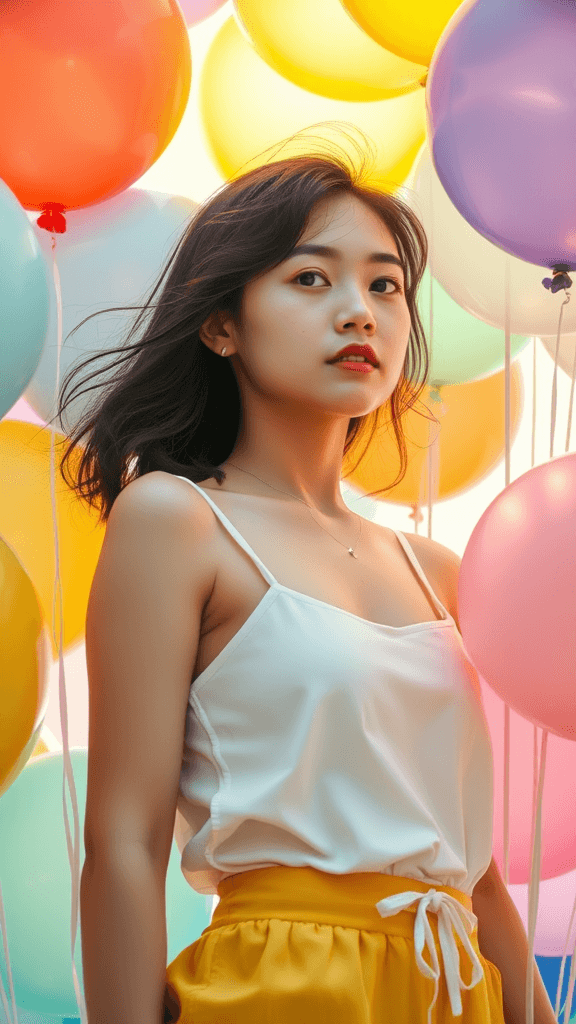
172, 475, 279, 587
392, 530, 451, 621
173, 479, 450, 623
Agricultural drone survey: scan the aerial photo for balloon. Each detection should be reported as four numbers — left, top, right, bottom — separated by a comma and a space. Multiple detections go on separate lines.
415, 265, 530, 388
30, 735, 52, 760
1, 396, 45, 427
0, 421, 105, 658
29, 728, 63, 761
406, 145, 576, 337
180, 0, 229, 28
426, 0, 576, 272
0, 0, 191, 215
342, 362, 524, 505
0, 538, 50, 797
480, 676, 576, 884
0, 179, 51, 419
199, 15, 426, 189
233, 0, 427, 102
23, 189, 199, 433
458, 452, 576, 740
339, 0, 462, 68
0, 751, 212, 1016
539, 332, 576, 386
504, 861, 576, 960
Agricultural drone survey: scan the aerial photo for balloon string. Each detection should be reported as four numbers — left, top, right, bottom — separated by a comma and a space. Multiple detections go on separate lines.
547, 280, 575, 1023
0, 879, 19, 1024
48, 228, 90, 1024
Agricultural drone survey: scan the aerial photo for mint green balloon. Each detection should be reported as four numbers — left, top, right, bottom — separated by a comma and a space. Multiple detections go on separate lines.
0, 178, 51, 419
416, 265, 531, 388
0, 750, 211, 1018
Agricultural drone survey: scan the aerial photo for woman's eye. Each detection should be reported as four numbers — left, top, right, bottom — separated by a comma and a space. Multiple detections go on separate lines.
293, 271, 401, 293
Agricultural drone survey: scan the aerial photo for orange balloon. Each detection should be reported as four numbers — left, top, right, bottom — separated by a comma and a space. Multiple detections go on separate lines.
343, 362, 524, 504
0, 0, 191, 214
0, 536, 50, 796
0, 420, 106, 658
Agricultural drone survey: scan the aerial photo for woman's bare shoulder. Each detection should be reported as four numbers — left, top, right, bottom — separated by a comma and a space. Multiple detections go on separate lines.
115, 470, 215, 524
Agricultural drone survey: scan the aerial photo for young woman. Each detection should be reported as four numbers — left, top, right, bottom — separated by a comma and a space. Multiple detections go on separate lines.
60, 144, 505, 1023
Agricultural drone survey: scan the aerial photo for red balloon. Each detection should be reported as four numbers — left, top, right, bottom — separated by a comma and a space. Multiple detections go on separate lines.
0, 0, 191, 226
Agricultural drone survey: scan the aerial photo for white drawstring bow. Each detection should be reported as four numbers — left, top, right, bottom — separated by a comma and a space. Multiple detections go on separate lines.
375, 888, 485, 1024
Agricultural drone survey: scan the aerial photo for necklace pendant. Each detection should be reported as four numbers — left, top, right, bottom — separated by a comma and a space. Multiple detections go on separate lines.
348, 547, 356, 558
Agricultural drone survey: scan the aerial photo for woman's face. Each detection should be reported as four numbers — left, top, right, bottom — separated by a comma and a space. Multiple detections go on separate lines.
215, 192, 413, 428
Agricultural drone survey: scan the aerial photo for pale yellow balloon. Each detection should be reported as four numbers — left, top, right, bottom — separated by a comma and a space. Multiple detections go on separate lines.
199, 16, 426, 189
340, 0, 463, 68
233, 0, 428, 102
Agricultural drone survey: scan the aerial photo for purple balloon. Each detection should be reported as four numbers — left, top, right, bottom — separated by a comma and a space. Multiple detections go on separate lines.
426, 0, 576, 272
179, 0, 227, 28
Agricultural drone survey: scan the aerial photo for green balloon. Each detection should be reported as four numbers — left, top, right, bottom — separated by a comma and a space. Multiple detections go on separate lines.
0, 750, 212, 1018
416, 266, 531, 388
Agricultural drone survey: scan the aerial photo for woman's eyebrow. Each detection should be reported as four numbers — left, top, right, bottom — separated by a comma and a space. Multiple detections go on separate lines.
287, 243, 404, 271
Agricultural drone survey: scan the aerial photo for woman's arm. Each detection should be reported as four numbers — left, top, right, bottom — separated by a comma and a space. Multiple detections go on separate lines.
472, 866, 557, 1024
81, 848, 170, 1024
81, 473, 216, 1023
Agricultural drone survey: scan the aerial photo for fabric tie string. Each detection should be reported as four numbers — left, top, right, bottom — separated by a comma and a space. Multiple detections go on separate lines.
375, 888, 484, 1024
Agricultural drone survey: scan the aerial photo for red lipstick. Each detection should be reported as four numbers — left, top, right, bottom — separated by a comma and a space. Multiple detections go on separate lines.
327, 342, 379, 367
330, 360, 375, 373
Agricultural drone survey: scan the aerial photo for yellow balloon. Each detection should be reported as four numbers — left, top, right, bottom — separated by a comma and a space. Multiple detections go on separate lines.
340, 0, 463, 68
342, 362, 524, 504
199, 16, 426, 189
30, 734, 52, 760
0, 420, 106, 659
0, 535, 50, 796
233, 0, 427, 102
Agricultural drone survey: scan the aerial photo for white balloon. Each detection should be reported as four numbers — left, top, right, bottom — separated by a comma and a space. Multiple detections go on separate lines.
402, 144, 576, 338
539, 332, 576, 383
25, 189, 199, 435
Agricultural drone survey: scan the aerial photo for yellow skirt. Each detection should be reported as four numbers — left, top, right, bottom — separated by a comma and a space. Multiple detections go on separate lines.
163, 865, 505, 1024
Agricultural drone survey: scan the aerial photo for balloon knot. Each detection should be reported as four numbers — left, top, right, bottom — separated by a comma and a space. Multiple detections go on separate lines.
408, 504, 425, 525
542, 264, 572, 293
36, 203, 67, 234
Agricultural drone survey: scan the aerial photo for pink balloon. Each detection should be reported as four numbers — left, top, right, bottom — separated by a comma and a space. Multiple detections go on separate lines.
458, 453, 576, 741
480, 676, 576, 883
427, 0, 576, 271
178, 0, 228, 27
1, 396, 45, 426
507, 865, 576, 959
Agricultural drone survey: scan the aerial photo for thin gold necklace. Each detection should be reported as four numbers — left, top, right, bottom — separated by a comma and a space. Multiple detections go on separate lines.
226, 461, 362, 558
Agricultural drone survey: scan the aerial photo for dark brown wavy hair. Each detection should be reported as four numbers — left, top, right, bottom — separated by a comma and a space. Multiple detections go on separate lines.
51, 127, 438, 527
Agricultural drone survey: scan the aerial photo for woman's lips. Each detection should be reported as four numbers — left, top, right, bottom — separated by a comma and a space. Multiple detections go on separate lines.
329, 360, 375, 373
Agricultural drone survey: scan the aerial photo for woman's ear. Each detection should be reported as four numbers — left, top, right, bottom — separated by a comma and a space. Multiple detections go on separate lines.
199, 310, 235, 354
